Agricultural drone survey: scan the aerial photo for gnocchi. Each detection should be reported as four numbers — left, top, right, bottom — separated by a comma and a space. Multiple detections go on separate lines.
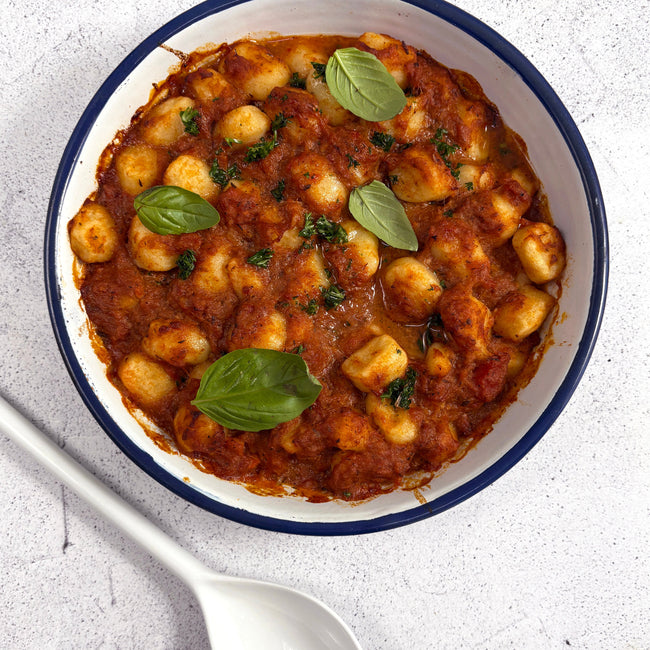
382, 257, 443, 322
214, 105, 271, 145
117, 352, 176, 406
140, 96, 196, 146
115, 144, 161, 195
142, 319, 211, 367
68, 202, 118, 263
163, 154, 219, 202
341, 335, 409, 393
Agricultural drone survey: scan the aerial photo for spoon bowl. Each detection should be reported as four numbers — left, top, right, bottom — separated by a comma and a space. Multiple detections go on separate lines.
196, 577, 361, 649
0, 394, 361, 650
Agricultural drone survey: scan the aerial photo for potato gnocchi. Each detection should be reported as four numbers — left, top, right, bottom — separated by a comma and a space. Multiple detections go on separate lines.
69, 33, 565, 501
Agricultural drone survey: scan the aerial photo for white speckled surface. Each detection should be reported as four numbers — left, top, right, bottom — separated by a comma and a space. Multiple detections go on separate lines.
0, 1, 648, 648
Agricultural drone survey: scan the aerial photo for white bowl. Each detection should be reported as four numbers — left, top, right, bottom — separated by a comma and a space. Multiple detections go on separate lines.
45, 0, 608, 534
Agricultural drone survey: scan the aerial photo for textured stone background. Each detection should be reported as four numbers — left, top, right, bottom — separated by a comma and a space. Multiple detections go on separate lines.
1, 1, 648, 648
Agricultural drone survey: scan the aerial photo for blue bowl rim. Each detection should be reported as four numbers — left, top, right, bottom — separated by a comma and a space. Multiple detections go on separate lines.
44, 0, 609, 536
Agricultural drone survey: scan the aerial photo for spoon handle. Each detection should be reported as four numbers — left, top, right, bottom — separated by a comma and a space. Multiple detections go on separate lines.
0, 394, 211, 585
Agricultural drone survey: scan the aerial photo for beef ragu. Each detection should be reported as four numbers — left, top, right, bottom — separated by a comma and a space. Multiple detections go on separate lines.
68, 33, 565, 502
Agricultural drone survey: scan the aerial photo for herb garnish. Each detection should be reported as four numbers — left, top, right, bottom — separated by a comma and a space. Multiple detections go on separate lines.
224, 137, 242, 147
325, 48, 406, 121
299, 213, 316, 238
192, 349, 321, 431
271, 112, 290, 131
271, 179, 286, 202
311, 61, 327, 79
247, 248, 274, 268
348, 181, 418, 251
298, 213, 348, 244
209, 160, 241, 188
321, 284, 346, 310
179, 107, 200, 135
381, 368, 417, 409
369, 131, 395, 152
134, 186, 220, 235
176, 250, 196, 280
465, 181, 474, 191
316, 215, 348, 243
346, 153, 360, 168
430, 128, 462, 179
244, 134, 278, 162
301, 298, 319, 315
289, 72, 306, 89
244, 113, 288, 162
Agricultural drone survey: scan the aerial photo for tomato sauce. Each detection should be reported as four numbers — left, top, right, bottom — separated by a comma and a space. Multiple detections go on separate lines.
71, 33, 564, 501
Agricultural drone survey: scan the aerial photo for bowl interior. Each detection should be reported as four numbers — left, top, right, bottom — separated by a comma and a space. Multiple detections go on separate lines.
47, 0, 606, 534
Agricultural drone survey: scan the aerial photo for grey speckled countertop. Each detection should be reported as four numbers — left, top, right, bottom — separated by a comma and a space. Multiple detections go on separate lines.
1, 1, 648, 648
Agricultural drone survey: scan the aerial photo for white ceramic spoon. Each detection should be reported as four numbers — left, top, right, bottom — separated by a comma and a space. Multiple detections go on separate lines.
0, 395, 362, 649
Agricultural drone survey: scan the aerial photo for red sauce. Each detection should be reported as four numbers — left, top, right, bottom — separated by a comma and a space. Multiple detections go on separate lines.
70, 34, 564, 502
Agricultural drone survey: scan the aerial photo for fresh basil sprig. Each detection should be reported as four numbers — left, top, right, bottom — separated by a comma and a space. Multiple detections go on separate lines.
134, 186, 220, 235
348, 180, 418, 251
191, 349, 322, 432
325, 48, 406, 122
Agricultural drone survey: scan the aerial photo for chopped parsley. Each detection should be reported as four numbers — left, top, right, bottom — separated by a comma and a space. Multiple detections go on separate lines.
346, 153, 360, 168
289, 72, 306, 89
224, 137, 242, 147
443, 209, 454, 218
176, 250, 196, 280
179, 107, 200, 135
292, 344, 306, 354
270, 112, 290, 131
246, 248, 274, 268
311, 61, 326, 79
301, 298, 319, 315
369, 131, 395, 152
209, 160, 241, 188
271, 179, 286, 202
381, 368, 417, 409
244, 113, 288, 162
299, 213, 316, 238
244, 133, 278, 162
430, 127, 462, 179
298, 213, 348, 248
465, 181, 474, 191
315, 215, 348, 243
321, 284, 346, 310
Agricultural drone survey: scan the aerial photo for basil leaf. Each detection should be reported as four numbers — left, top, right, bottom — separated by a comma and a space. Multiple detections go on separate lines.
325, 48, 406, 122
134, 186, 220, 235
348, 181, 418, 251
191, 349, 322, 432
